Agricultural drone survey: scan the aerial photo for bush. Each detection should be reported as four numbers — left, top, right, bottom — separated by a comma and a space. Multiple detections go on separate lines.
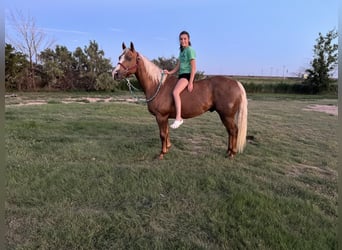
241, 81, 338, 95
95, 73, 118, 91
243, 82, 263, 93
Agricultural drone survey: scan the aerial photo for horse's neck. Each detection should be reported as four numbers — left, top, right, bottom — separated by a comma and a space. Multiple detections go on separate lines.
135, 55, 165, 95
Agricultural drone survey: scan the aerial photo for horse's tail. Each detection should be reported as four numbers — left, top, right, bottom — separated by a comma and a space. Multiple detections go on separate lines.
236, 81, 248, 153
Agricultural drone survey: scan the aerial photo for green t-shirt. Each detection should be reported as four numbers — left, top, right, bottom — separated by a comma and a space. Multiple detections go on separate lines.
179, 46, 196, 75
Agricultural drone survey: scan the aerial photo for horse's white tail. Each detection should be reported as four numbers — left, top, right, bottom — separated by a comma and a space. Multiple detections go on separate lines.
236, 81, 248, 153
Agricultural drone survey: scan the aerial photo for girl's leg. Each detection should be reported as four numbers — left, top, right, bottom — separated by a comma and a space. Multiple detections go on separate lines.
171, 78, 188, 129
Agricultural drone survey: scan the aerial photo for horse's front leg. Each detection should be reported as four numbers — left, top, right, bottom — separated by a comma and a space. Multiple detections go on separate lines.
156, 115, 171, 159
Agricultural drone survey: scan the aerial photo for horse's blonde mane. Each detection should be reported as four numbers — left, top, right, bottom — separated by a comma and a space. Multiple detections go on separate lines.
139, 54, 166, 84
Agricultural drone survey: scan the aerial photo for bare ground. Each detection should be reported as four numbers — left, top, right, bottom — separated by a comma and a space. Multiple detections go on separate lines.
303, 104, 338, 116
5, 94, 338, 117
5, 95, 138, 106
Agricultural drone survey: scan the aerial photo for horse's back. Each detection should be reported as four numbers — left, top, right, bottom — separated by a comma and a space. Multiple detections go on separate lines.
199, 76, 244, 98
165, 75, 238, 90
202, 75, 240, 88
202, 76, 245, 114
153, 75, 245, 118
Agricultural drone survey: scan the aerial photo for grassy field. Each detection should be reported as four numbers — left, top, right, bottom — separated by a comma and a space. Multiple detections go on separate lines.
5, 92, 338, 249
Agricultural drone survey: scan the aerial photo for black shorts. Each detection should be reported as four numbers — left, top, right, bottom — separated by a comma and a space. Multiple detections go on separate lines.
178, 73, 191, 81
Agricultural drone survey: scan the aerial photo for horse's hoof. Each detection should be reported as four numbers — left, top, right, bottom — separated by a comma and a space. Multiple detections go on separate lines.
158, 153, 164, 160
227, 150, 236, 159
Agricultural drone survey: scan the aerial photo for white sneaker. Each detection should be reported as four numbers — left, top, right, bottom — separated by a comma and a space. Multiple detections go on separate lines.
170, 119, 183, 129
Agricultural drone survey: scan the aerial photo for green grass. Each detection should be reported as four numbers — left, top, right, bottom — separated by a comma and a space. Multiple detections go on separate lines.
5, 93, 337, 249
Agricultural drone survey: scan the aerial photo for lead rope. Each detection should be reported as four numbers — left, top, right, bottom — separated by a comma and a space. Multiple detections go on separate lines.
125, 72, 164, 103
126, 78, 141, 102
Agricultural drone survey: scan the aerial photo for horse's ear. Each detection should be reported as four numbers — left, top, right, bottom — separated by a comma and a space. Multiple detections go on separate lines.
122, 42, 126, 50
130, 42, 135, 52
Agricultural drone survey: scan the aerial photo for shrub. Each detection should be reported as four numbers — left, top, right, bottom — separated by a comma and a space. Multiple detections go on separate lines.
95, 73, 118, 91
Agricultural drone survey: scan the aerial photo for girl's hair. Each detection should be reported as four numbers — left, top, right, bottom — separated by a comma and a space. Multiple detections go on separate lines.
179, 30, 191, 51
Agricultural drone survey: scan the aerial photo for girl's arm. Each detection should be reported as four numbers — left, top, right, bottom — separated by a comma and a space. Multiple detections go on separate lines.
188, 59, 196, 92
164, 61, 180, 75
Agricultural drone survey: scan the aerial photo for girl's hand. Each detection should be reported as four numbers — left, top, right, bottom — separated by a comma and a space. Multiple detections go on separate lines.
163, 69, 169, 74
188, 82, 193, 92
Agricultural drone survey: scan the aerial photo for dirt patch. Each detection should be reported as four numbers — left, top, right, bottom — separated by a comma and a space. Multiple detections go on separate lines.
188, 138, 205, 155
11, 101, 47, 107
286, 163, 337, 199
5, 96, 139, 107
303, 104, 338, 116
286, 163, 336, 178
61, 97, 114, 103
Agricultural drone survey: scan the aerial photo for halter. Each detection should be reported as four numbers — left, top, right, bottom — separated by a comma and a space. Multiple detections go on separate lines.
117, 62, 138, 73
117, 53, 140, 75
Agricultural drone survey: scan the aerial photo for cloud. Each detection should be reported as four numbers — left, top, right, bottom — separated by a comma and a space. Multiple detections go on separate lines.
39, 27, 90, 35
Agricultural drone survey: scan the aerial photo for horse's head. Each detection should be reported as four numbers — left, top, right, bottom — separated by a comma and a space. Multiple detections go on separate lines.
112, 42, 140, 80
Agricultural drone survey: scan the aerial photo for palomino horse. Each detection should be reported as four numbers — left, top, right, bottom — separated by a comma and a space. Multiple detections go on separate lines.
112, 42, 248, 159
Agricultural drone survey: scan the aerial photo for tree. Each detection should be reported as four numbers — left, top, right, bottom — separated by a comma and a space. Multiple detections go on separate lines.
39, 46, 76, 90
5, 43, 29, 91
84, 41, 102, 86
77, 40, 114, 90
54, 45, 78, 89
304, 29, 338, 93
6, 10, 55, 90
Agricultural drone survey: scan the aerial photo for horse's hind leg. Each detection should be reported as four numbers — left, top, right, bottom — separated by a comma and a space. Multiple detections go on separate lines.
219, 114, 238, 158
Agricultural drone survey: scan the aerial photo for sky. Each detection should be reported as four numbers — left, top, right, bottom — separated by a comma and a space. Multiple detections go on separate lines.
4, 0, 339, 77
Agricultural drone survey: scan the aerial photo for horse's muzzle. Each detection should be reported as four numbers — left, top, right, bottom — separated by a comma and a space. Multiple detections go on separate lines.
112, 69, 122, 80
